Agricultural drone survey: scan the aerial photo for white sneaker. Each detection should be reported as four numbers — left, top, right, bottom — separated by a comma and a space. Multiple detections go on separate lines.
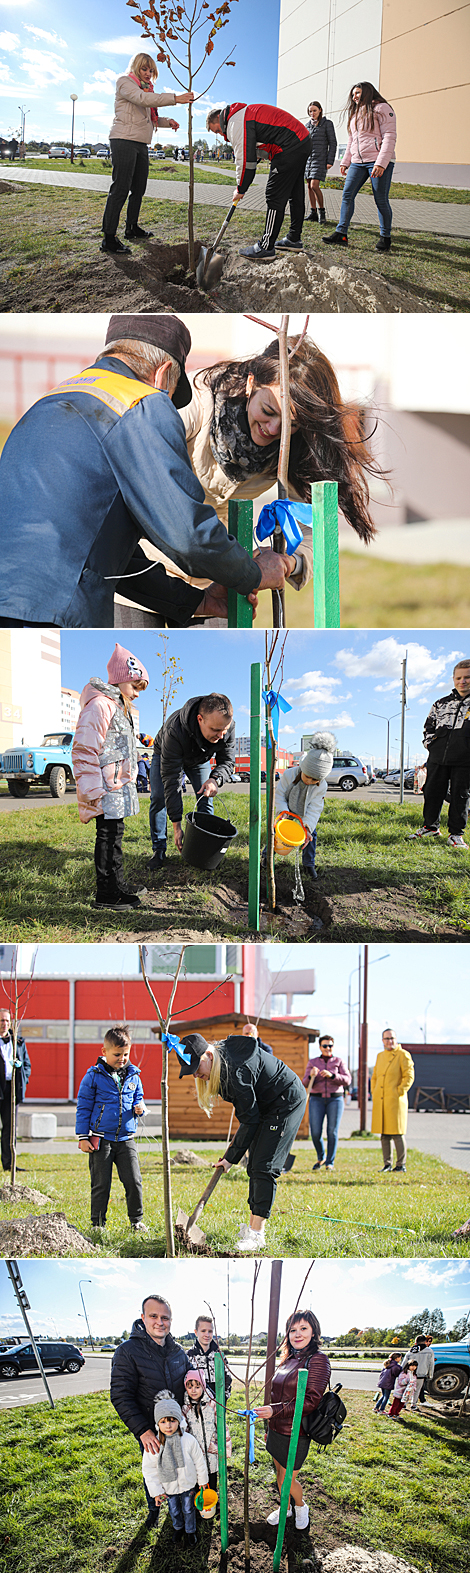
447, 834, 469, 850
237, 1221, 250, 1242
266, 1506, 292, 1525
294, 1502, 309, 1530
238, 1226, 266, 1252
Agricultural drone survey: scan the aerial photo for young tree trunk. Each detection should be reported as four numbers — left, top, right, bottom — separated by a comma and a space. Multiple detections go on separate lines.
10, 1012, 17, 1189
272, 313, 290, 627
139, 945, 186, 1257
243, 1261, 261, 1564
265, 638, 277, 913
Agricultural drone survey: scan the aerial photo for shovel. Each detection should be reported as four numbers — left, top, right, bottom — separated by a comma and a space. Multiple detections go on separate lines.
196, 198, 240, 291
176, 1164, 225, 1246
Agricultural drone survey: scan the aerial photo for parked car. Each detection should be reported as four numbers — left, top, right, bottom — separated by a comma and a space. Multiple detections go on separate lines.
383, 770, 416, 792
48, 146, 69, 159
0, 1341, 85, 1378
0, 732, 75, 797
74, 146, 91, 158
327, 755, 369, 792
428, 1339, 470, 1399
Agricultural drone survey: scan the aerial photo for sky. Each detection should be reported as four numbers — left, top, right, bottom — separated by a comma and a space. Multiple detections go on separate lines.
1, 1257, 469, 1341
12, 941, 470, 1056
0, 0, 281, 144
61, 628, 468, 771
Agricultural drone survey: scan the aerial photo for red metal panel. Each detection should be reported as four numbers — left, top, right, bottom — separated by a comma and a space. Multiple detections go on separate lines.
7, 979, 69, 1019
26, 1045, 69, 1099
73, 1039, 163, 1098
74, 979, 236, 1021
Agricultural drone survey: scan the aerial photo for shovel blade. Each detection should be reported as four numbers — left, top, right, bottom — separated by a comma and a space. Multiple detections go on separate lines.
176, 1207, 189, 1230
176, 1206, 207, 1247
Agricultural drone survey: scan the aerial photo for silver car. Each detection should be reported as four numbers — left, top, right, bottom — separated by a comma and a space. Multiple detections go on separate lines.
327, 755, 369, 792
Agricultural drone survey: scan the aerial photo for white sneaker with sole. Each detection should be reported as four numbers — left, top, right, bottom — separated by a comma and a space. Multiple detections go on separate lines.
294, 1502, 309, 1530
238, 1227, 266, 1252
266, 1506, 292, 1525
447, 835, 469, 850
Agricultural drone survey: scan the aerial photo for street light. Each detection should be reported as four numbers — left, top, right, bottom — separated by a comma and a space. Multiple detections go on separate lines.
70, 93, 78, 164
420, 999, 432, 1043
368, 711, 401, 775
78, 1279, 94, 1350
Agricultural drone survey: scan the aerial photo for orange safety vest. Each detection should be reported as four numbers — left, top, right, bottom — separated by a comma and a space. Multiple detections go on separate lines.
43, 367, 157, 417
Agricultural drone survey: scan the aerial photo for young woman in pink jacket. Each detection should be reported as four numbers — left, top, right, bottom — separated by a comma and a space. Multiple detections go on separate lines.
72, 642, 149, 911
323, 81, 396, 252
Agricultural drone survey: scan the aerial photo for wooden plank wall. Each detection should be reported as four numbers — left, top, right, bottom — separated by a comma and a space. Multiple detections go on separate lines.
168, 1016, 311, 1140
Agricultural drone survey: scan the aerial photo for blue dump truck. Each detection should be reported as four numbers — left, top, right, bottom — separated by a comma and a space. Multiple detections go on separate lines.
429, 1338, 470, 1398
0, 732, 75, 798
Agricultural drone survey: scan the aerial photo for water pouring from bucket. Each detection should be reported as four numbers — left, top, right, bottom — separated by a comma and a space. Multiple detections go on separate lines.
273, 812, 308, 857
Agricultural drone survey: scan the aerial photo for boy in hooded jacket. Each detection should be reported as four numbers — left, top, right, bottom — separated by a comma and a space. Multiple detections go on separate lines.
76, 1024, 147, 1232
410, 659, 470, 851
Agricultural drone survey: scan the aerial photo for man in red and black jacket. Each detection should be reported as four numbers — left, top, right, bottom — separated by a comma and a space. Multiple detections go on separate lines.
207, 102, 311, 260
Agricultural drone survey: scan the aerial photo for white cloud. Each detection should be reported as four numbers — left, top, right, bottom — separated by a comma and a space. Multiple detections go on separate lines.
0, 59, 12, 79
83, 69, 117, 95
402, 1261, 468, 1287
24, 24, 67, 47
56, 98, 109, 117
303, 712, 354, 729
279, 725, 296, 735
94, 35, 146, 54
0, 30, 20, 48
334, 638, 462, 701
21, 47, 73, 87
285, 671, 342, 694
238, 705, 250, 716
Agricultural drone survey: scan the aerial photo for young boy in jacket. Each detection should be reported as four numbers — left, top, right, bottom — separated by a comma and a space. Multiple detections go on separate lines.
410, 659, 470, 850
76, 1024, 148, 1232
187, 1315, 232, 1402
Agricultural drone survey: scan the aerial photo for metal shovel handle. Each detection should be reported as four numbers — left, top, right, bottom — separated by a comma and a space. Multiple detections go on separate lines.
210, 200, 239, 253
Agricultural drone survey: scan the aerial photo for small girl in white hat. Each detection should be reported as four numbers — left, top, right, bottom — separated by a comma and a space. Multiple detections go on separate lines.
142, 1396, 208, 1545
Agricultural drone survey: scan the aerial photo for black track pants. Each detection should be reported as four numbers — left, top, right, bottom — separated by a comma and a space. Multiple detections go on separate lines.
259, 138, 310, 249
89, 1137, 143, 1225
246, 1089, 307, 1217
423, 756, 470, 835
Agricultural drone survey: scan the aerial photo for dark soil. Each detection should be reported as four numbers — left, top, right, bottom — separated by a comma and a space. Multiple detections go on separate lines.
1, 233, 217, 313
140, 1479, 367, 1573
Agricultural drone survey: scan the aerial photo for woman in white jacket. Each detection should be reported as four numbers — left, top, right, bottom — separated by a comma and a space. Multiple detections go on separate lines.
323, 80, 396, 252
274, 733, 336, 881
142, 1396, 208, 1546
101, 52, 194, 254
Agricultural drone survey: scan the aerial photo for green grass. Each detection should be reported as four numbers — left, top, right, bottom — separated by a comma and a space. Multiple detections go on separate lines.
1, 1385, 469, 1572
3, 1146, 470, 1257
0, 184, 468, 311
0, 791, 468, 941
256, 557, 470, 630
324, 176, 470, 204
21, 156, 235, 184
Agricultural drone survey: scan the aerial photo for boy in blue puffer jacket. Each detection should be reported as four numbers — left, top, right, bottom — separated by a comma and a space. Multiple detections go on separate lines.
76, 1024, 148, 1233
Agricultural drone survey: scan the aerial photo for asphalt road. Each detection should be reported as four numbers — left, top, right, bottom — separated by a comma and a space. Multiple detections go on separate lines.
0, 1355, 377, 1411
0, 781, 419, 813
0, 788, 77, 813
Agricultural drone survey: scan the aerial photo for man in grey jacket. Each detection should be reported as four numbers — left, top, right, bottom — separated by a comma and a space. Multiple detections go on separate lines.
0, 314, 290, 629
149, 692, 235, 870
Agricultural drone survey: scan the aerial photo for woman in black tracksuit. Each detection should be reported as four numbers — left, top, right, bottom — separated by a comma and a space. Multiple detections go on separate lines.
305, 102, 337, 224
175, 1031, 307, 1252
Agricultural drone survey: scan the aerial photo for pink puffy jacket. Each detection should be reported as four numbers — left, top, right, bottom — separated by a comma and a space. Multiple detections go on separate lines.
72, 678, 139, 824
342, 102, 396, 170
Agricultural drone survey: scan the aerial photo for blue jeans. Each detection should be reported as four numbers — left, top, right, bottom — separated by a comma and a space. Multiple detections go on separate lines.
337, 162, 394, 236
309, 1094, 344, 1166
166, 1489, 196, 1534
149, 750, 213, 854
302, 829, 317, 875
374, 1390, 390, 1412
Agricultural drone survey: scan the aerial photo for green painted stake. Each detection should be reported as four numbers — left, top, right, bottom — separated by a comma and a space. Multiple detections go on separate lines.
227, 499, 254, 628
215, 1351, 229, 1553
248, 662, 262, 932
273, 1368, 308, 1572
312, 480, 340, 628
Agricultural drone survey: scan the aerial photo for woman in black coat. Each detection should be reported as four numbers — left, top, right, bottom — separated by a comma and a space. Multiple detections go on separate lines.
305, 101, 337, 223
175, 1031, 307, 1252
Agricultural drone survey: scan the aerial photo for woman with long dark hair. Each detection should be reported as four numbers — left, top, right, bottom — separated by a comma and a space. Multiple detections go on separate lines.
323, 81, 396, 252
255, 1309, 331, 1532
174, 1031, 307, 1253
305, 101, 337, 224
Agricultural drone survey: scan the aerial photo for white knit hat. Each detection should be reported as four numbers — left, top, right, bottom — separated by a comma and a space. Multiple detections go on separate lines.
302, 732, 337, 781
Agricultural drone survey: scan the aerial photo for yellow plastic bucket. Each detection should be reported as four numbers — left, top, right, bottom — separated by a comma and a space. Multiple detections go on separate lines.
274, 813, 307, 857
196, 1487, 218, 1518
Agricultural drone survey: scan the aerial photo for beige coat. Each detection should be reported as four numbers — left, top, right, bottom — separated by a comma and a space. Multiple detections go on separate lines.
109, 75, 177, 144
371, 1046, 415, 1136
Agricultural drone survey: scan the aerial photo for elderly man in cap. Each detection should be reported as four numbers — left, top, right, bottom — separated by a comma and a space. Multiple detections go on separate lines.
0, 315, 290, 629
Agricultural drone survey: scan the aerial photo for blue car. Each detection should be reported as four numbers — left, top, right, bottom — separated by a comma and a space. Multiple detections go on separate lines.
429, 1339, 470, 1398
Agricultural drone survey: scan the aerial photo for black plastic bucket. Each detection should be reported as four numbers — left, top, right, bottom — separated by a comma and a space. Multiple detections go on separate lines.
181, 810, 238, 872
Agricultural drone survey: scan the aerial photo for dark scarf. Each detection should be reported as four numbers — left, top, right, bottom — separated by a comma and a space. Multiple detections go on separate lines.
209, 387, 279, 483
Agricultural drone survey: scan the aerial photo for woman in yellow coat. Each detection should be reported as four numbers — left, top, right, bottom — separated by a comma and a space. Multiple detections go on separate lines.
371, 1028, 414, 1174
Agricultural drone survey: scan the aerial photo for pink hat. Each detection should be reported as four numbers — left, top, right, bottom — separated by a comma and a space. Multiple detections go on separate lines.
184, 1369, 206, 1391
107, 643, 149, 688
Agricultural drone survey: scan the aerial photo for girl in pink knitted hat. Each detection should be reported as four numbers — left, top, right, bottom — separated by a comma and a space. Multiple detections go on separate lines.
72, 643, 149, 910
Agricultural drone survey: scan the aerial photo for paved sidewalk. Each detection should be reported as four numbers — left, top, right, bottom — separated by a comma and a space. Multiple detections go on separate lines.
1, 164, 468, 236
340, 518, 470, 566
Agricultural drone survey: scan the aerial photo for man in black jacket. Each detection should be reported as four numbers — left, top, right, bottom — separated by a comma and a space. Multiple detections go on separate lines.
148, 692, 235, 871
0, 1007, 31, 1171
110, 1293, 190, 1527
410, 659, 470, 850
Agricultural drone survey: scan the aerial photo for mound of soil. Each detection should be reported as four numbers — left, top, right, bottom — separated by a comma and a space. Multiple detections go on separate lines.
215, 247, 432, 314
0, 1211, 97, 1256
174, 1222, 238, 1258
171, 1148, 205, 1168
319, 1553, 419, 1573
0, 1182, 52, 1205
174, 1481, 419, 1573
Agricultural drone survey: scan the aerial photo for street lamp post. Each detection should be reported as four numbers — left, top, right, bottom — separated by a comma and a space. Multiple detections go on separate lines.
70, 94, 78, 164
368, 711, 401, 775
78, 1279, 94, 1349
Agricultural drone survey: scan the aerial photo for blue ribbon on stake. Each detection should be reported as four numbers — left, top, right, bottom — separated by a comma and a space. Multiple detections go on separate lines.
237, 1408, 258, 1463
262, 689, 292, 746
255, 499, 312, 553
162, 1031, 192, 1065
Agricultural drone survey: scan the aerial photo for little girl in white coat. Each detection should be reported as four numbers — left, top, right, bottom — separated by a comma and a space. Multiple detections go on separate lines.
142, 1396, 208, 1545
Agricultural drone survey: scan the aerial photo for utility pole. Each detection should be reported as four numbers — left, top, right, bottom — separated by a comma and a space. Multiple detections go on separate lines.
264, 1259, 283, 1408
5, 1260, 55, 1407
399, 654, 407, 805
358, 945, 369, 1132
